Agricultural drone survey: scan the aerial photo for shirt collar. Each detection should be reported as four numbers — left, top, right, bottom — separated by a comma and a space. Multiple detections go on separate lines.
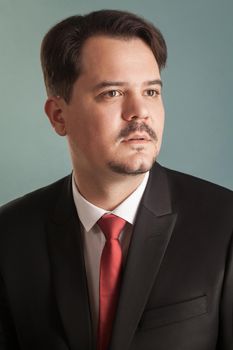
72, 172, 149, 232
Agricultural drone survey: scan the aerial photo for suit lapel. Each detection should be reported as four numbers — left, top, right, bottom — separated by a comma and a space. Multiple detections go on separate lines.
110, 163, 177, 350
47, 176, 94, 350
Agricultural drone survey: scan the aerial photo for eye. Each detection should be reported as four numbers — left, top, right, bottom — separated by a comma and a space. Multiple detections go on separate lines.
101, 90, 122, 98
144, 89, 160, 97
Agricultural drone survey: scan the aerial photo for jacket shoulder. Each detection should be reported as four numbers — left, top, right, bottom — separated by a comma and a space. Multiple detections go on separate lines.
0, 175, 70, 224
163, 166, 233, 212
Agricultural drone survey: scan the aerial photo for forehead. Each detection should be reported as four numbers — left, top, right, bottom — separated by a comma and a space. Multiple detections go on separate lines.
79, 35, 159, 79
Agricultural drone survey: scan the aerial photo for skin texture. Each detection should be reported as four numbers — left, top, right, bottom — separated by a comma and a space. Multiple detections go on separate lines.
45, 36, 165, 209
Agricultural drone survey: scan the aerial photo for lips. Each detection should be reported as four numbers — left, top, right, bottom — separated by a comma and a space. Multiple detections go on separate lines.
122, 134, 151, 142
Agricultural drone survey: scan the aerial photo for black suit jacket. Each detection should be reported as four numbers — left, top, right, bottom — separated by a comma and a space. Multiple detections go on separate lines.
0, 162, 233, 350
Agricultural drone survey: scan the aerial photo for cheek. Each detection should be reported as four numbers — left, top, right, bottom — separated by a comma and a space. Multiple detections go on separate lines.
66, 101, 122, 147
88, 107, 122, 140
68, 116, 116, 151
159, 113, 165, 134
158, 114, 165, 148
152, 105, 165, 133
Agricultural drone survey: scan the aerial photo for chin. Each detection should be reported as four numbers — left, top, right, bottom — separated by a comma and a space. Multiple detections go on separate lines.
107, 155, 156, 176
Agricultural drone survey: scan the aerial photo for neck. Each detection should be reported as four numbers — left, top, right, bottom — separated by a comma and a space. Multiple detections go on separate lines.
73, 169, 146, 211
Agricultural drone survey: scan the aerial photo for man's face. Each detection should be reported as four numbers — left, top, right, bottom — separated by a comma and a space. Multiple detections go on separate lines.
60, 35, 165, 177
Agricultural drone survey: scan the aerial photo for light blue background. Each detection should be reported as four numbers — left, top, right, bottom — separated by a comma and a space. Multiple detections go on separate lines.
0, 0, 232, 204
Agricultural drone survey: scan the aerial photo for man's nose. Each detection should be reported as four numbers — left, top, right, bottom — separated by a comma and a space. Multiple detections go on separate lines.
121, 95, 149, 122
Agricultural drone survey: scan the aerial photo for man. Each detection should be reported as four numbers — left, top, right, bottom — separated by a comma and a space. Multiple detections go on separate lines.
0, 9, 233, 350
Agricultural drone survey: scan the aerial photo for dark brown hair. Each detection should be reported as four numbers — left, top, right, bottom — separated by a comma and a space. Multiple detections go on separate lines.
41, 9, 167, 102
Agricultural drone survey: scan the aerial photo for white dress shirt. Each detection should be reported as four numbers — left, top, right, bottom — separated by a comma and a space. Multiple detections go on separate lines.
72, 172, 149, 338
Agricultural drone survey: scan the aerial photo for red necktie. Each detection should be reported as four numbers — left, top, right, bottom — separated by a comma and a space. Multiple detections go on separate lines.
97, 214, 126, 350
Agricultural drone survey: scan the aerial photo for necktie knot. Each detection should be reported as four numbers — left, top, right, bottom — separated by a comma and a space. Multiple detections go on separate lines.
97, 214, 126, 240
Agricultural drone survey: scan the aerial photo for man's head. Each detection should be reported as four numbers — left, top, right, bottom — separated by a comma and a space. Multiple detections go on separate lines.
41, 10, 167, 180
41, 9, 167, 103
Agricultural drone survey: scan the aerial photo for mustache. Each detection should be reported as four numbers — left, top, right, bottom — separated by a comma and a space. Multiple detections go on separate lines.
117, 122, 158, 141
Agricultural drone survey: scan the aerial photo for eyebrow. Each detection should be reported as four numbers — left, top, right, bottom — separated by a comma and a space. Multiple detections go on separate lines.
93, 79, 163, 91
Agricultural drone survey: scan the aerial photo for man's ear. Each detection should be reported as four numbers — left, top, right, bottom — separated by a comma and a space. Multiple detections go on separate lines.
44, 97, 67, 136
